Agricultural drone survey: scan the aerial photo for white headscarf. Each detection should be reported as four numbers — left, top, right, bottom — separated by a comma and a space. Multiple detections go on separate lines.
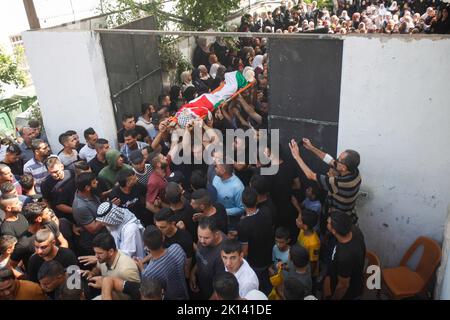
251, 55, 264, 71
209, 63, 220, 79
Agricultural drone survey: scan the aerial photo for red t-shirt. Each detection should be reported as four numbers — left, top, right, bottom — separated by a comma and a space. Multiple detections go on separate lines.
146, 158, 171, 204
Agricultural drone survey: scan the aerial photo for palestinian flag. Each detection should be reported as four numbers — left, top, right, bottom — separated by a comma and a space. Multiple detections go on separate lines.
174, 70, 251, 127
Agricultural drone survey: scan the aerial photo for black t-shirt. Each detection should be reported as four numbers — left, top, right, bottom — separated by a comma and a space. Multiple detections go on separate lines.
0, 214, 29, 239
123, 281, 142, 300
257, 198, 277, 227
41, 170, 76, 220
265, 160, 298, 227
209, 203, 228, 235
238, 207, 274, 268
0, 160, 23, 177
328, 226, 366, 300
11, 221, 62, 268
109, 184, 153, 227
164, 228, 194, 259
88, 156, 107, 177
27, 247, 78, 283
172, 200, 197, 241
117, 125, 149, 144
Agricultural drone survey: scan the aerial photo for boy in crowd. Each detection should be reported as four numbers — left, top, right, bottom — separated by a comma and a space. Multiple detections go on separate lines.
269, 227, 291, 276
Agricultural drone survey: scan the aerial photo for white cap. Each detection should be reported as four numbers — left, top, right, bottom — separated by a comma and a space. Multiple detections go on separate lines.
244, 290, 268, 300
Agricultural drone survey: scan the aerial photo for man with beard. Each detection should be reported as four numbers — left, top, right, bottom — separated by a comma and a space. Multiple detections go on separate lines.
23, 139, 51, 193
0, 196, 27, 239
41, 156, 76, 222
73, 172, 107, 256
146, 151, 171, 215
27, 229, 78, 283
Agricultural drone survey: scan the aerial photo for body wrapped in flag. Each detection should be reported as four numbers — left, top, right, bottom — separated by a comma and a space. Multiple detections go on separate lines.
171, 67, 256, 128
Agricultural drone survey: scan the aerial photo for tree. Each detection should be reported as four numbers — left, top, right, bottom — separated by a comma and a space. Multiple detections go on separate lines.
0, 47, 26, 96
99, 0, 240, 31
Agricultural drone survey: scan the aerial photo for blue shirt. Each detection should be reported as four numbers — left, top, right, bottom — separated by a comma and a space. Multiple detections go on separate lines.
272, 245, 290, 270
212, 174, 245, 216
142, 244, 188, 300
303, 199, 322, 214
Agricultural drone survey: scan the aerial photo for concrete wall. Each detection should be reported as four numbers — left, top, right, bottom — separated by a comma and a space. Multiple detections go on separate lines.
22, 30, 117, 150
338, 35, 450, 267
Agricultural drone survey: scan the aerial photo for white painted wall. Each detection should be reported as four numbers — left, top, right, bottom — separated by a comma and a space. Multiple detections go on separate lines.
338, 35, 450, 268
22, 30, 117, 151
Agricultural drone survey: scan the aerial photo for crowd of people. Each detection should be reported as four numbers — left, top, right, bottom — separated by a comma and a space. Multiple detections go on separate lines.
0, 11, 369, 300
238, 0, 450, 34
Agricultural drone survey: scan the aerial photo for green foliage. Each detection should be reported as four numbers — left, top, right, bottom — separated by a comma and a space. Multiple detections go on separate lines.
302, 0, 334, 11
0, 47, 26, 96
175, 0, 240, 31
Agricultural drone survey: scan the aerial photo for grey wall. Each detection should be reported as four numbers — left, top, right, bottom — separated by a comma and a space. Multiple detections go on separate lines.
268, 37, 343, 175
100, 16, 162, 128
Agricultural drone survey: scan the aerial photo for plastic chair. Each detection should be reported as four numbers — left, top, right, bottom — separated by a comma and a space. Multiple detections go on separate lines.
382, 236, 441, 299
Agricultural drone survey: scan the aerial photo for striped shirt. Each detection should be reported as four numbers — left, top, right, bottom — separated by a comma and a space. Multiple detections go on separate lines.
142, 244, 188, 300
23, 158, 49, 193
317, 169, 362, 213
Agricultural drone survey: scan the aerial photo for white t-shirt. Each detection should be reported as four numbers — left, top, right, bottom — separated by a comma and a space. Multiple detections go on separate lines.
244, 289, 268, 300
227, 259, 259, 298
79, 144, 97, 162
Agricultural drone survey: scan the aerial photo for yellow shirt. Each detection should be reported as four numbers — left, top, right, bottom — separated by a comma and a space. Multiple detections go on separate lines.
297, 229, 320, 275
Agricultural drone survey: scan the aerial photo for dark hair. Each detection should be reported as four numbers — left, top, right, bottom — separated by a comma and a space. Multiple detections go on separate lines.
242, 187, 258, 208
249, 174, 270, 195
0, 235, 17, 255
22, 202, 46, 224
169, 86, 181, 101
6, 144, 21, 155
301, 209, 318, 231
191, 188, 211, 207
65, 130, 77, 136
75, 172, 96, 191
342, 149, 360, 173
124, 129, 137, 139
290, 244, 309, 269
95, 138, 109, 149
141, 103, 151, 114
140, 278, 163, 299
0, 182, 15, 195
154, 207, 176, 223
116, 169, 135, 188
330, 211, 353, 236
31, 139, 45, 152
122, 114, 135, 122
92, 233, 117, 251
0, 267, 15, 281
213, 272, 239, 300
37, 260, 65, 281
58, 133, 71, 146
74, 160, 90, 172
275, 227, 291, 241
143, 225, 164, 251
28, 119, 40, 128
83, 127, 96, 140
283, 276, 306, 300
165, 182, 181, 204
198, 216, 219, 233
221, 238, 242, 254
190, 170, 207, 190
158, 93, 169, 106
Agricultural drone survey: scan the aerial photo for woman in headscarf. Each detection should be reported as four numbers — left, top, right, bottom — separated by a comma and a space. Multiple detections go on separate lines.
192, 67, 210, 95
198, 65, 215, 91
169, 85, 181, 115
180, 70, 194, 94
251, 55, 264, 76
389, 1, 399, 14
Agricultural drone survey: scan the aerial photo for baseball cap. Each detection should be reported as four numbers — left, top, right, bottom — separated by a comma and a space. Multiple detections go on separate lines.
167, 171, 185, 184
129, 149, 144, 165
330, 211, 353, 236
